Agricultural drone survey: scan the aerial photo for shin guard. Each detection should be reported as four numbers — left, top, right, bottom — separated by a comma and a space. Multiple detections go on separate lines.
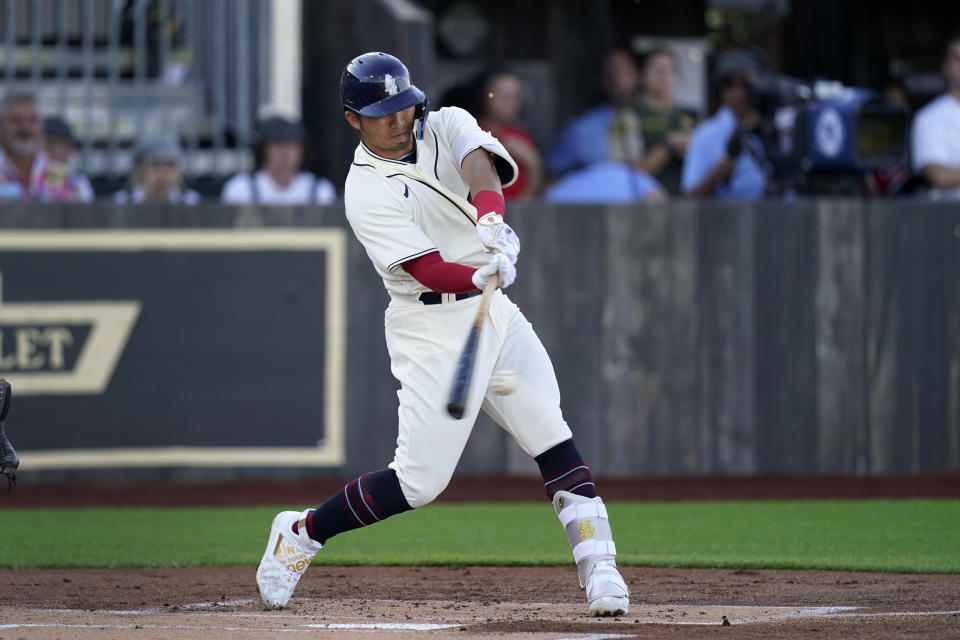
553, 490, 629, 616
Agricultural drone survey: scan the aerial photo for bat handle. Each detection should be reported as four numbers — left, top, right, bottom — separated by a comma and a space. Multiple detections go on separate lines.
475, 272, 498, 325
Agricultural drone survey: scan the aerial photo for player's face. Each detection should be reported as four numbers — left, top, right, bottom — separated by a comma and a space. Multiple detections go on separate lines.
346, 106, 416, 159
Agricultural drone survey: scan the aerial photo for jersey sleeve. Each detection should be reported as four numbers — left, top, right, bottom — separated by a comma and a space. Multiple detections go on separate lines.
435, 106, 520, 188
401, 251, 477, 293
345, 173, 438, 274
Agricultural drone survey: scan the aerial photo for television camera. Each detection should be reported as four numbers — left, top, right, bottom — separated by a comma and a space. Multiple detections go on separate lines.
720, 50, 911, 196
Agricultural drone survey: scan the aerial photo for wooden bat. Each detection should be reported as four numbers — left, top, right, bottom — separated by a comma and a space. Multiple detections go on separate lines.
446, 273, 499, 419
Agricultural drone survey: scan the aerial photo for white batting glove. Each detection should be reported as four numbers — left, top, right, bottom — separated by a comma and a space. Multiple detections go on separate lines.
476, 213, 520, 265
472, 252, 516, 290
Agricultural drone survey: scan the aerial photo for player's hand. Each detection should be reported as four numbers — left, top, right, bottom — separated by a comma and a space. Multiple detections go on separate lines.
476, 213, 520, 265
472, 252, 516, 290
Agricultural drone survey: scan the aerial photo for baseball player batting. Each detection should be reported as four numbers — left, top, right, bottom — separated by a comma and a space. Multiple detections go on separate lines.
256, 52, 629, 617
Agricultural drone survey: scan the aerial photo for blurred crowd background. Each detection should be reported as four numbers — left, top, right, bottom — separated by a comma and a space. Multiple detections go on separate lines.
1, 0, 958, 207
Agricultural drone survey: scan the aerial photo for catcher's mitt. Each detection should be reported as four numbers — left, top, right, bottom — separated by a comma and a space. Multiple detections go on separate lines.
0, 379, 17, 492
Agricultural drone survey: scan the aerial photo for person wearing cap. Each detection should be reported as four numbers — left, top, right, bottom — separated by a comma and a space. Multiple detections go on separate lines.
43, 116, 94, 203
113, 134, 201, 204
0, 91, 92, 202
220, 116, 336, 205
681, 48, 772, 200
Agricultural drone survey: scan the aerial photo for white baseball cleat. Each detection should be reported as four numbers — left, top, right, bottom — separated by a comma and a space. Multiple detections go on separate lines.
585, 558, 630, 616
256, 509, 323, 608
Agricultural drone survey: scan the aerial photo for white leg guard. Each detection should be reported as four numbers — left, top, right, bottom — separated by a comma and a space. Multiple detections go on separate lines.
553, 490, 629, 617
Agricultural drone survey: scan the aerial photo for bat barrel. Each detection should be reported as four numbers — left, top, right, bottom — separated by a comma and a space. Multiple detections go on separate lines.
446, 325, 480, 419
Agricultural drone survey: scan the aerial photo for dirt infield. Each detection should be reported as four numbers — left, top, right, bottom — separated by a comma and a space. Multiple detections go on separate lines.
1, 566, 958, 639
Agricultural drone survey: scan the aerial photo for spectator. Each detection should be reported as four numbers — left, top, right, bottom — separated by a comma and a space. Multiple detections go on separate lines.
114, 134, 201, 204
476, 68, 544, 200
544, 161, 666, 203
682, 48, 772, 200
911, 30, 960, 200
0, 91, 90, 202
42, 116, 94, 203
221, 116, 336, 205
546, 49, 641, 176
630, 48, 697, 195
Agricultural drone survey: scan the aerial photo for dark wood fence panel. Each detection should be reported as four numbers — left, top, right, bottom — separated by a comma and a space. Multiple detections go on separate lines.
1, 201, 956, 478
696, 203, 757, 473
754, 203, 818, 473
814, 200, 867, 473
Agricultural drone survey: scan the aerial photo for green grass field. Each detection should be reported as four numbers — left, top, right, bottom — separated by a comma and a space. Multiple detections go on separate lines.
1, 500, 957, 573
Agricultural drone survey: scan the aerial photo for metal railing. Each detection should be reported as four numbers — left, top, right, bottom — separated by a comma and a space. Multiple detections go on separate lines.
0, 0, 271, 180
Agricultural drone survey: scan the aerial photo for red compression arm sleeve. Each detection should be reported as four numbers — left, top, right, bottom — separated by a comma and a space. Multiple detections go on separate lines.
401, 251, 478, 293
472, 189, 505, 219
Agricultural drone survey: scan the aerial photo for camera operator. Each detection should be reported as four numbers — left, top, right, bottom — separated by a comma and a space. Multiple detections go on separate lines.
911, 30, 960, 200
682, 48, 773, 200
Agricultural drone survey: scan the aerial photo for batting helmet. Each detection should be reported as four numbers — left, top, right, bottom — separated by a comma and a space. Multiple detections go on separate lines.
340, 52, 429, 138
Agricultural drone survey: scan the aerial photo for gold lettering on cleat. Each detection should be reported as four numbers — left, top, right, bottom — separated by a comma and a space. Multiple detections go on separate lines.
579, 520, 596, 539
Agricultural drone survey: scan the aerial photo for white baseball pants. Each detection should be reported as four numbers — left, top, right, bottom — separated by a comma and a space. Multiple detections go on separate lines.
384, 290, 573, 507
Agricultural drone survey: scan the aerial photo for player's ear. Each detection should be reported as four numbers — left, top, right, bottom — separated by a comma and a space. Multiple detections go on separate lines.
344, 110, 362, 132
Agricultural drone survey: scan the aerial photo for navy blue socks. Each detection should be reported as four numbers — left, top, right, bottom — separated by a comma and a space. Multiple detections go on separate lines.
298, 468, 411, 544
535, 439, 598, 500
299, 441, 596, 543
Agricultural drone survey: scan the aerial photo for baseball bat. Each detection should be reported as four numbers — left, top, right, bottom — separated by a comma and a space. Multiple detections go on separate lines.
446, 273, 499, 419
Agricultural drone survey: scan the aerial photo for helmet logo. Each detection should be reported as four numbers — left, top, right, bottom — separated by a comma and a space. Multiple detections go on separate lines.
384, 74, 399, 96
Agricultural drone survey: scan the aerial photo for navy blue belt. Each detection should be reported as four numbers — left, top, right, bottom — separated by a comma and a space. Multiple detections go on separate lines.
419, 289, 482, 305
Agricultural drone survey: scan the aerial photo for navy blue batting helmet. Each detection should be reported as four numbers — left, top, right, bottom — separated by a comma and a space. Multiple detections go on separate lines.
340, 52, 429, 137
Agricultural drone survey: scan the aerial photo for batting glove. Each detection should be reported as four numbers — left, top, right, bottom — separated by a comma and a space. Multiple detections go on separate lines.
472, 252, 516, 290
476, 213, 520, 265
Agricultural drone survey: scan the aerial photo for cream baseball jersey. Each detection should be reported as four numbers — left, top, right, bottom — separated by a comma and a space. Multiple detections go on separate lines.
344, 106, 519, 296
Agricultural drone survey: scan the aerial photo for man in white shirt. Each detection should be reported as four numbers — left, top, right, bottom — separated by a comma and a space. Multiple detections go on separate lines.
220, 116, 336, 205
911, 31, 960, 200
